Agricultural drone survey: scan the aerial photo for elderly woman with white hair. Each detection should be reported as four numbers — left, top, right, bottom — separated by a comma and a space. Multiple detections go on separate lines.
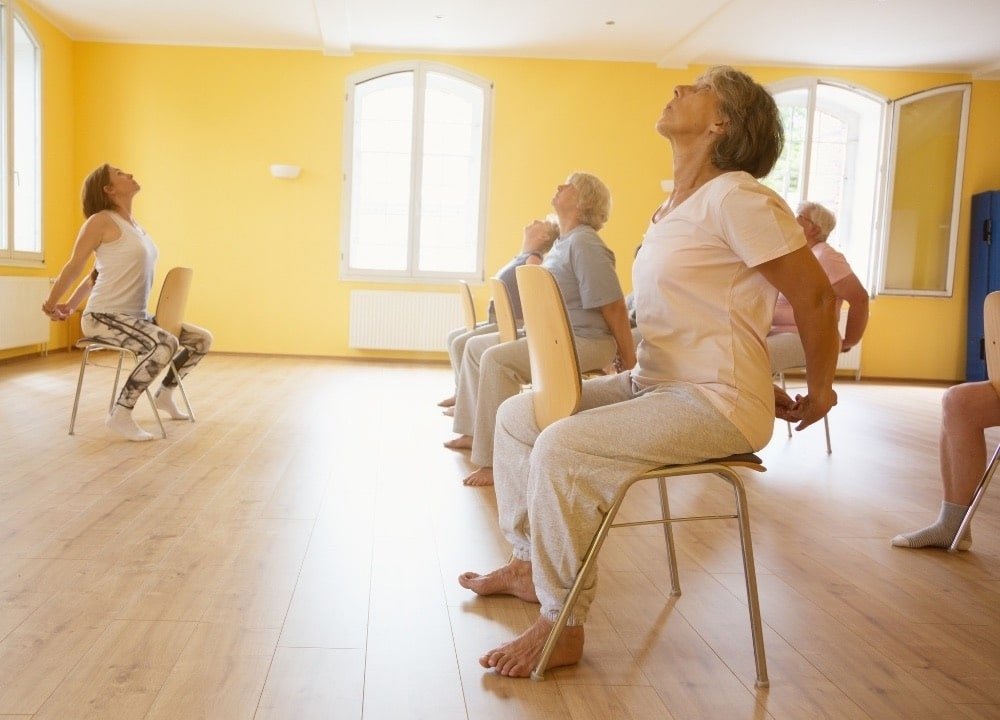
458, 66, 840, 677
445, 172, 635, 487
768, 200, 870, 368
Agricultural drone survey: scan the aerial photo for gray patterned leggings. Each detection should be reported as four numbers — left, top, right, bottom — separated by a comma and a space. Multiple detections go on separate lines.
81, 312, 213, 410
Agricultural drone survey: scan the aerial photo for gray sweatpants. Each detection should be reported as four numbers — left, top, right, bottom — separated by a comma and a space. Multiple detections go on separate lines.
446, 323, 497, 386
493, 372, 753, 625
453, 332, 616, 467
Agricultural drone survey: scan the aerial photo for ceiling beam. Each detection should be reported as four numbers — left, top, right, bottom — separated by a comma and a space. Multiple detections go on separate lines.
313, 0, 352, 55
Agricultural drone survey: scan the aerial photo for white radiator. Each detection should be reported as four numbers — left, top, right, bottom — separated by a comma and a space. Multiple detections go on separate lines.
349, 290, 463, 351
836, 306, 862, 380
0, 276, 49, 352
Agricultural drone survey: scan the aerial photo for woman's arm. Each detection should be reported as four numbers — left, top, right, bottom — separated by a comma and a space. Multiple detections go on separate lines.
757, 245, 839, 430
832, 272, 869, 351
54, 269, 98, 320
599, 297, 636, 371
42, 215, 110, 317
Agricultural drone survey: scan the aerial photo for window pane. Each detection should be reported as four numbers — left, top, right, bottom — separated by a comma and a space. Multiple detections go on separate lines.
417, 72, 484, 274
883, 87, 967, 293
12, 19, 39, 254
349, 72, 413, 272
762, 88, 808, 209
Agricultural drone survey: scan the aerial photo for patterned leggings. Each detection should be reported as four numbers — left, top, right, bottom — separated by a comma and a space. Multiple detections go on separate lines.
81, 312, 213, 410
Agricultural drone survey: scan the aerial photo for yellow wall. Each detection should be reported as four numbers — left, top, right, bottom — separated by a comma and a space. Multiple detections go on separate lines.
5, 13, 1000, 379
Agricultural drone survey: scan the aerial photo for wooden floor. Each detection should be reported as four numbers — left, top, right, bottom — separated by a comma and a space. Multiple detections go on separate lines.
0, 352, 998, 720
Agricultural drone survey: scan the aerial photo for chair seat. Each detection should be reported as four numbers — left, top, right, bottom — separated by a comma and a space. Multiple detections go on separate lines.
645, 453, 765, 475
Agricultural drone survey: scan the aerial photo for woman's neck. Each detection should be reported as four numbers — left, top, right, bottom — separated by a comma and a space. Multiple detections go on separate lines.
557, 214, 581, 236
112, 202, 135, 224
660, 141, 727, 215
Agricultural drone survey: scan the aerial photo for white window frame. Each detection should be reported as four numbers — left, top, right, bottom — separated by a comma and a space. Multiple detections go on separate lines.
340, 61, 492, 283
0, 3, 42, 267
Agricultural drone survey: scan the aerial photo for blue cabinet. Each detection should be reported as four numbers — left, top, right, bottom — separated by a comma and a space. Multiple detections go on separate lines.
968, 191, 1000, 381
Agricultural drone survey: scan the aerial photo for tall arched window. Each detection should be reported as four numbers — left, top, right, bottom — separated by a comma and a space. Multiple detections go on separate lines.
0, 9, 42, 264
763, 79, 885, 290
341, 62, 492, 281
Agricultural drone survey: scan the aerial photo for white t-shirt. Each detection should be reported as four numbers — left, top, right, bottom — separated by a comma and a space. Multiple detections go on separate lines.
631, 171, 805, 449
86, 211, 159, 319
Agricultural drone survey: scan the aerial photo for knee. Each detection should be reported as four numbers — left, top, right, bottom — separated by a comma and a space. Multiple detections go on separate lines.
161, 333, 180, 358
196, 328, 213, 352
497, 393, 535, 436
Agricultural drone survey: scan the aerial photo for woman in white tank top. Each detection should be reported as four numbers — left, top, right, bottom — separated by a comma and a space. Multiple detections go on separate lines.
43, 164, 213, 441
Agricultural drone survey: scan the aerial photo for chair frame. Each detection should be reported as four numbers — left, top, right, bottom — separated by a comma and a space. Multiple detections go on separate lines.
515, 265, 769, 687
68, 267, 196, 436
950, 290, 1000, 551
459, 280, 477, 332
776, 369, 832, 454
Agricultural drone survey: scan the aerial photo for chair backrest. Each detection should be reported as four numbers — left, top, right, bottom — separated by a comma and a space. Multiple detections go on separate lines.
153, 267, 193, 337
516, 265, 581, 431
489, 277, 518, 344
459, 280, 476, 332
986, 291, 1000, 396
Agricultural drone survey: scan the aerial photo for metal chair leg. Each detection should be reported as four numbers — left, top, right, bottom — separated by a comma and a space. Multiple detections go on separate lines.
823, 415, 832, 454
780, 372, 791, 438
68, 347, 92, 435
171, 362, 196, 422
144, 388, 167, 439
950, 442, 1000, 552
531, 490, 629, 681
717, 467, 769, 688
657, 477, 681, 596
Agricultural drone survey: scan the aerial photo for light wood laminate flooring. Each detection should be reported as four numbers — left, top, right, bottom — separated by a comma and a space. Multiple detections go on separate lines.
0, 352, 997, 719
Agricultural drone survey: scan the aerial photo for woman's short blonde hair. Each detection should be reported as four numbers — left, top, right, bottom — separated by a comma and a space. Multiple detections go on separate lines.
81, 164, 114, 218
567, 172, 612, 231
540, 216, 560, 251
797, 201, 837, 240
703, 66, 784, 179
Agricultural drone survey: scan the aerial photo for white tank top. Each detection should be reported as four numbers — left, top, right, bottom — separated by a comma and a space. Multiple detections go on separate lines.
86, 211, 159, 319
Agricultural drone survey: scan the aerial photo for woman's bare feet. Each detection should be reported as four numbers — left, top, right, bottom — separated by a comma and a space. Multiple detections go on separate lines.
442, 406, 455, 417
463, 467, 494, 486
444, 434, 473, 450
458, 558, 538, 602
437, 394, 456, 408
479, 615, 585, 678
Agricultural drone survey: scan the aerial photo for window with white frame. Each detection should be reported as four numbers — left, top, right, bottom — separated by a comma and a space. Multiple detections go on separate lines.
341, 62, 492, 281
0, 6, 41, 264
763, 79, 885, 291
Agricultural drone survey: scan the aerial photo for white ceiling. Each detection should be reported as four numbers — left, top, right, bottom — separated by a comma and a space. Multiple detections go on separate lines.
26, 0, 1000, 78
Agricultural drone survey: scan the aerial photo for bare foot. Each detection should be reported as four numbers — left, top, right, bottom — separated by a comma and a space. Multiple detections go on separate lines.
444, 434, 473, 450
479, 615, 585, 678
463, 467, 494, 486
437, 394, 456, 407
442, 406, 455, 417
458, 558, 538, 602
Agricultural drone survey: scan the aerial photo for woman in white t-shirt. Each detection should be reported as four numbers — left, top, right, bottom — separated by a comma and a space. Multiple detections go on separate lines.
457, 66, 841, 677
43, 164, 212, 442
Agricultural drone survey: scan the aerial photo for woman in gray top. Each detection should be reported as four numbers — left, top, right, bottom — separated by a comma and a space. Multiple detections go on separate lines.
445, 172, 635, 487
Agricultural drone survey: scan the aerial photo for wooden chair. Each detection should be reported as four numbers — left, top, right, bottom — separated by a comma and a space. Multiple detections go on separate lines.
515, 264, 769, 687
767, 333, 832, 454
488, 277, 518, 344
459, 280, 477, 332
951, 290, 1000, 551
69, 267, 196, 436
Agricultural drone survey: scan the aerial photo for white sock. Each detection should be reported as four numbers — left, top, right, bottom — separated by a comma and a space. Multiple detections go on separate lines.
892, 501, 972, 551
155, 386, 189, 420
106, 405, 155, 442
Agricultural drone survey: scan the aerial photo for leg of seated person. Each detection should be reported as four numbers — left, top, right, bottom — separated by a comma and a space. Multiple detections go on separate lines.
466, 334, 616, 477
156, 322, 212, 420
446, 332, 499, 450
442, 324, 499, 408
476, 377, 751, 676
893, 381, 1000, 550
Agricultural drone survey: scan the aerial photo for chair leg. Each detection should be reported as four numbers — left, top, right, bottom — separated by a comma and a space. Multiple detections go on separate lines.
949, 442, 1000, 552
144, 388, 167, 439
779, 372, 791, 438
717, 467, 769, 688
657, 477, 681, 596
68, 347, 92, 435
171, 362, 196, 422
823, 414, 832, 454
531, 490, 630, 681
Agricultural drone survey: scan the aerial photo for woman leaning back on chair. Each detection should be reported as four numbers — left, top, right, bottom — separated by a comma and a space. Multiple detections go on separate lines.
42, 164, 213, 442
457, 66, 841, 677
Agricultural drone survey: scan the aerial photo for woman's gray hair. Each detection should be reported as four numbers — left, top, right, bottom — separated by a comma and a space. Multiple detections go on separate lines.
567, 172, 612, 231
797, 201, 837, 240
703, 66, 784, 179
